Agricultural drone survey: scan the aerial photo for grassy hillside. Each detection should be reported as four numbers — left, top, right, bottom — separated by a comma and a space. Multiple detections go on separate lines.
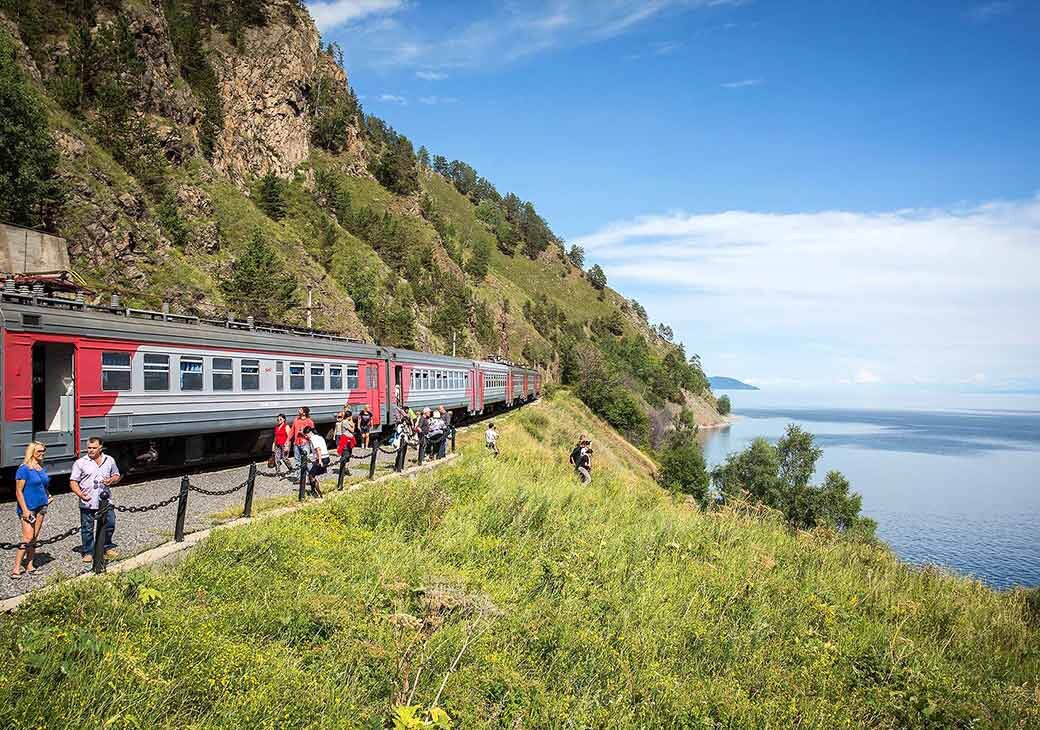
1, 392, 1035, 727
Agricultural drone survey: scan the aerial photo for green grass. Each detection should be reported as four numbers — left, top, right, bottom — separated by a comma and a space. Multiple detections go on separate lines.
0, 393, 1035, 728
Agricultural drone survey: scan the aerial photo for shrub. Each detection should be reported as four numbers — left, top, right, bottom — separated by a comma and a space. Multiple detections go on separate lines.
717, 394, 731, 415
658, 434, 709, 503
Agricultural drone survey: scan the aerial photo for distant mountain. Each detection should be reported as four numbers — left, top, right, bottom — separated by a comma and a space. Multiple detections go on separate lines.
709, 376, 759, 391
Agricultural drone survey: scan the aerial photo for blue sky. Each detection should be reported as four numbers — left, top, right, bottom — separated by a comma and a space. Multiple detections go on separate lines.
310, 0, 1040, 393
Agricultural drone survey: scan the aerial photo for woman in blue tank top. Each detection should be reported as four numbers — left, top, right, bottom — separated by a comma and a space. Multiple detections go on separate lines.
11, 440, 51, 579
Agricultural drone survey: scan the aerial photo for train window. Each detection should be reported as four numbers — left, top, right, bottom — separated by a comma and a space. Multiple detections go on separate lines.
143, 353, 170, 391
367, 367, 377, 389
329, 364, 343, 390
276, 361, 284, 391
346, 366, 359, 390
213, 358, 233, 391
289, 362, 305, 391
311, 364, 326, 390
101, 352, 132, 391
241, 360, 260, 391
422, 371, 429, 390
180, 357, 204, 391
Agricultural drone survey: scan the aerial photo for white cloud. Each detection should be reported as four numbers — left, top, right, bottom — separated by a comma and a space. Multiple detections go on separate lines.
378, 93, 407, 104
308, 0, 405, 31
317, 0, 745, 69
721, 78, 762, 88
853, 368, 882, 385
418, 95, 458, 105
572, 196, 1040, 386
415, 70, 448, 80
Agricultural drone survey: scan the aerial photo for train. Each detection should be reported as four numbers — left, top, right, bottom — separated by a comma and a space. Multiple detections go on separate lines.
0, 287, 540, 478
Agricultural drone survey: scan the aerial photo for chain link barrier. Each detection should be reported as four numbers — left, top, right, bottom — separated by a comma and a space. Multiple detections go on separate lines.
187, 478, 249, 497
0, 524, 80, 551
349, 449, 374, 460
112, 492, 183, 514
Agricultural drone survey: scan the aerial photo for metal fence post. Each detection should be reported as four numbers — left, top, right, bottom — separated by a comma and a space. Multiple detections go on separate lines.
450, 427, 456, 453
368, 440, 379, 480
336, 453, 348, 491
92, 497, 109, 574
174, 476, 189, 542
298, 451, 308, 501
243, 462, 257, 517
396, 437, 407, 472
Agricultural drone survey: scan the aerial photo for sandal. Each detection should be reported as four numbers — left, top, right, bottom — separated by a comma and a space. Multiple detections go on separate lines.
10, 570, 23, 580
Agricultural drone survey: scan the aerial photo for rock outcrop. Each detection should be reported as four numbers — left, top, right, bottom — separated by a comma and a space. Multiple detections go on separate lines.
211, 0, 319, 182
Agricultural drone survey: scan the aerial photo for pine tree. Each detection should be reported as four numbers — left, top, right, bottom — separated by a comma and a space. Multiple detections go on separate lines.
222, 228, 298, 320
256, 172, 287, 220
0, 31, 62, 229
587, 264, 607, 290
417, 146, 430, 168
465, 239, 491, 280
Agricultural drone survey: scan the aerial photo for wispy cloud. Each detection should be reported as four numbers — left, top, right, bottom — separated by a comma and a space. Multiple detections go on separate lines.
572, 196, 1040, 386
967, 1, 1016, 21
308, 0, 406, 32
377, 93, 408, 104
313, 0, 746, 70
415, 70, 448, 80
417, 95, 458, 105
721, 78, 762, 88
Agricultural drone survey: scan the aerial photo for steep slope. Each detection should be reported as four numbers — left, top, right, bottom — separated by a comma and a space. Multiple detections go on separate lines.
0, 0, 723, 441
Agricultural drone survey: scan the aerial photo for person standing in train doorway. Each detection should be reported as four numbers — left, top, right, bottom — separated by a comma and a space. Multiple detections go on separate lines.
358, 404, 373, 448
70, 437, 121, 564
289, 406, 315, 466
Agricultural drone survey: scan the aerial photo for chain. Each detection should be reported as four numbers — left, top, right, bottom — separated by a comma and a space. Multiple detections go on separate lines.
378, 444, 401, 454
188, 479, 249, 497
350, 450, 374, 460
113, 492, 182, 513
0, 524, 80, 551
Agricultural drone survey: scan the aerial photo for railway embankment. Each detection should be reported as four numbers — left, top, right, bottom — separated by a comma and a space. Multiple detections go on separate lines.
0, 392, 1037, 727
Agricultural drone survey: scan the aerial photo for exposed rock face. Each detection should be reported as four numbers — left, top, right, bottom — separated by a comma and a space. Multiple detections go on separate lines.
211, 0, 319, 182
124, 1, 200, 128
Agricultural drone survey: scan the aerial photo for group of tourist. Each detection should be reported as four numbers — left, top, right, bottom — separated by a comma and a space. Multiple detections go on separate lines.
11, 436, 120, 580
270, 404, 375, 494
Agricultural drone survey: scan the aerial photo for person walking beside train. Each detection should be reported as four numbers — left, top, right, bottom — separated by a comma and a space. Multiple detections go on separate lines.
289, 406, 315, 464
272, 414, 291, 478
358, 405, 374, 448
426, 409, 446, 460
436, 406, 452, 459
415, 407, 431, 459
303, 425, 330, 497
10, 441, 51, 579
70, 437, 121, 563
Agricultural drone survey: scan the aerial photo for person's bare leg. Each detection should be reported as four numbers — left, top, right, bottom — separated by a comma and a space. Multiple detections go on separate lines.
25, 515, 44, 573
11, 520, 32, 576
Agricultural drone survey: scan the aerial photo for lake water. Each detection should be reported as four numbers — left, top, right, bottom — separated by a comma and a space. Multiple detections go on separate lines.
698, 389, 1040, 590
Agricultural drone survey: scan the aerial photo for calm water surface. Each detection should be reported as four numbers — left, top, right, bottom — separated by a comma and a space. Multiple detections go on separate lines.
698, 390, 1040, 590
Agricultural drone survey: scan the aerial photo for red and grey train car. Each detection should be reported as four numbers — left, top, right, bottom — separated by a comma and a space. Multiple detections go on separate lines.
0, 292, 540, 478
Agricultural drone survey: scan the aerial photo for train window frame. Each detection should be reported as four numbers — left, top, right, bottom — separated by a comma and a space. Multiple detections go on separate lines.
241, 359, 260, 391
180, 356, 204, 391
311, 363, 326, 391
289, 362, 305, 391
212, 357, 233, 391
346, 365, 359, 390
276, 361, 284, 391
367, 366, 377, 389
329, 364, 343, 390
143, 353, 170, 391
101, 351, 132, 392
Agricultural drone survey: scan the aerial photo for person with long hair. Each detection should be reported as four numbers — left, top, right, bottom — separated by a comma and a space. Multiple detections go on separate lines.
11, 441, 51, 579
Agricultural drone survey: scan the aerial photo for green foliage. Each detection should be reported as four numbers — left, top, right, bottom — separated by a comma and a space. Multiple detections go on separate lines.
255, 172, 287, 220
221, 227, 298, 320
0, 30, 62, 229
631, 299, 648, 322
156, 193, 189, 249
712, 425, 876, 536
464, 238, 491, 280
717, 394, 731, 415
367, 117, 419, 195
587, 263, 607, 290
314, 166, 352, 223
309, 59, 360, 152
577, 348, 650, 444
658, 434, 709, 502
164, 0, 224, 158
566, 244, 584, 268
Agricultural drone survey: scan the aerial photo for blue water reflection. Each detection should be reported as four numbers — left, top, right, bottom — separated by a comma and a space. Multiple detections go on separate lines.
698, 399, 1040, 590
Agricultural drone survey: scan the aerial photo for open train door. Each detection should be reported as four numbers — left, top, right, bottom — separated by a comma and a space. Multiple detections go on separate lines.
31, 341, 77, 464
472, 366, 483, 414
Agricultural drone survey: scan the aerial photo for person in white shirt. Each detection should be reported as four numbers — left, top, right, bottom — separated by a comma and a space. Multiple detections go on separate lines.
303, 426, 329, 497
485, 423, 499, 457
70, 437, 121, 563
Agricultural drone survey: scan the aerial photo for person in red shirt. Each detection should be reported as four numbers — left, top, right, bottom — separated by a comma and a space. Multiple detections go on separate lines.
272, 414, 291, 477
289, 406, 315, 463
